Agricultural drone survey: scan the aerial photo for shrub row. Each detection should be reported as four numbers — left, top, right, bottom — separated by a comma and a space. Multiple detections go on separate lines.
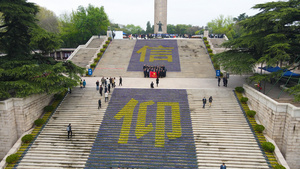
234, 89, 280, 168
5, 91, 67, 166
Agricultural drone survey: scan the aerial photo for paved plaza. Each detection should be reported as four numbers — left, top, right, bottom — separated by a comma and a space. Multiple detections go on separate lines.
14, 39, 293, 168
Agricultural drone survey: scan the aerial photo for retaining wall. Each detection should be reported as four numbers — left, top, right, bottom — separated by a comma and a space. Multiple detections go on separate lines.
0, 94, 53, 160
243, 84, 300, 169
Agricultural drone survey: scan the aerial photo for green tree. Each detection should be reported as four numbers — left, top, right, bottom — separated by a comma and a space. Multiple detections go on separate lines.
0, 0, 84, 99
30, 27, 62, 54
123, 24, 145, 35
207, 15, 235, 39
215, 0, 300, 99
36, 6, 59, 33
0, 0, 39, 57
59, 4, 109, 47
167, 24, 176, 34
146, 21, 153, 34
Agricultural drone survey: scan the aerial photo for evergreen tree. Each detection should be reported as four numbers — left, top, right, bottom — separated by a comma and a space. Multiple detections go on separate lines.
0, 0, 84, 99
146, 21, 153, 34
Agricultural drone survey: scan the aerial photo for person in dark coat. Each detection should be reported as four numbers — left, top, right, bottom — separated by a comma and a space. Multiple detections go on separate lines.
98, 99, 101, 109
119, 76, 122, 86
67, 123, 72, 139
96, 80, 100, 90
202, 97, 207, 109
104, 86, 108, 93
218, 77, 221, 87
108, 84, 111, 93
220, 163, 226, 169
99, 85, 103, 96
156, 77, 159, 87
150, 82, 154, 88
209, 96, 213, 107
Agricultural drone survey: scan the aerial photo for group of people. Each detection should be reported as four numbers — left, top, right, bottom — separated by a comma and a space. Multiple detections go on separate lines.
218, 76, 228, 87
97, 76, 123, 109
143, 64, 167, 78
202, 96, 213, 109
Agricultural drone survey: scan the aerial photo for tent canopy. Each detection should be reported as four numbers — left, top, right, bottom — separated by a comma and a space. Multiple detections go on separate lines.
259, 66, 300, 77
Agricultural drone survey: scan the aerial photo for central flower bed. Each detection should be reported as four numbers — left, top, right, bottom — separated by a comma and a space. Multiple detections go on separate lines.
127, 40, 181, 72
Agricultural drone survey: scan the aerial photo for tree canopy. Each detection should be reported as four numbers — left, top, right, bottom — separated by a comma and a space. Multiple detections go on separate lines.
59, 4, 109, 48
0, 0, 84, 100
215, 0, 300, 75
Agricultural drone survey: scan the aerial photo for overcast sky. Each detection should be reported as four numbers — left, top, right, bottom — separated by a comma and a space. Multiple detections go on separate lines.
27, 0, 278, 29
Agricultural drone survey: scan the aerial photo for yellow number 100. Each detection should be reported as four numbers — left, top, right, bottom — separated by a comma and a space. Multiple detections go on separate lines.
114, 98, 182, 148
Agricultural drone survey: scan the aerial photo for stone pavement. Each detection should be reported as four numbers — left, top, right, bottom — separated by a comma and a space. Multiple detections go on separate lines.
14, 39, 279, 168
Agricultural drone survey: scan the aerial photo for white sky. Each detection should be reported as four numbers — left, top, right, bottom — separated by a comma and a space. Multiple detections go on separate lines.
27, 0, 278, 29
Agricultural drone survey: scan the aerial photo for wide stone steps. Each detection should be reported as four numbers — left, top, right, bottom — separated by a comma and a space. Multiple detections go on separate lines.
187, 89, 269, 169
16, 87, 109, 169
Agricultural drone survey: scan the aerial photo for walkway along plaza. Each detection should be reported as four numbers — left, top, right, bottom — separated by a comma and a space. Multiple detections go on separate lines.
6, 38, 299, 169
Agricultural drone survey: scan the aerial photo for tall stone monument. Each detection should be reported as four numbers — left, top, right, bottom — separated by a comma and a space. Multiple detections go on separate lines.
154, 0, 167, 34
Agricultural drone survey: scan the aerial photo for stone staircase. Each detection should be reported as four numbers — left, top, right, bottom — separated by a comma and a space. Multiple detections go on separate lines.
15, 87, 270, 168
16, 87, 110, 168
70, 37, 105, 68
188, 88, 270, 169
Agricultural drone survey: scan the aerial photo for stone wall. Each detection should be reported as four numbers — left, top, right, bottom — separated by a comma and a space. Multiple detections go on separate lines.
0, 94, 53, 160
243, 84, 300, 169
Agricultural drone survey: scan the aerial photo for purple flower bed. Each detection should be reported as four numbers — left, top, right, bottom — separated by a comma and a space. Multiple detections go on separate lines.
127, 40, 181, 72
85, 88, 197, 169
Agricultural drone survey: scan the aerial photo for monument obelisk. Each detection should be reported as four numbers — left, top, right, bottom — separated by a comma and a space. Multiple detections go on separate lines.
154, 0, 167, 34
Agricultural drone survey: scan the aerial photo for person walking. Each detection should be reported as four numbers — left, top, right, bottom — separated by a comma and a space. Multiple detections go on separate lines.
99, 85, 103, 96
108, 83, 111, 93
105, 92, 109, 102
98, 99, 101, 109
218, 77, 221, 87
156, 77, 159, 87
67, 123, 72, 139
119, 76, 122, 86
225, 78, 228, 87
83, 79, 86, 88
202, 97, 207, 109
80, 80, 83, 88
223, 77, 226, 86
209, 96, 213, 107
96, 80, 100, 90
220, 163, 226, 169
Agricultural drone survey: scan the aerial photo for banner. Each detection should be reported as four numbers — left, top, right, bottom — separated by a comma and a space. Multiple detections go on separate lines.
150, 71, 157, 78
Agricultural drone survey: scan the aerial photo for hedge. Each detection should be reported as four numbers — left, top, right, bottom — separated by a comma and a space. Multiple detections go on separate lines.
206, 44, 211, 48
21, 134, 34, 143
235, 87, 244, 93
44, 105, 54, 112
246, 110, 256, 117
254, 124, 265, 133
240, 97, 248, 103
94, 58, 100, 62
6, 154, 19, 164
262, 142, 275, 153
97, 53, 102, 57
105, 40, 110, 44
274, 165, 286, 169
34, 119, 45, 127
213, 63, 220, 70
108, 37, 112, 41
54, 93, 64, 100
203, 37, 207, 40
103, 44, 108, 48
90, 63, 96, 68
204, 40, 209, 44
100, 48, 105, 52
207, 49, 213, 53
